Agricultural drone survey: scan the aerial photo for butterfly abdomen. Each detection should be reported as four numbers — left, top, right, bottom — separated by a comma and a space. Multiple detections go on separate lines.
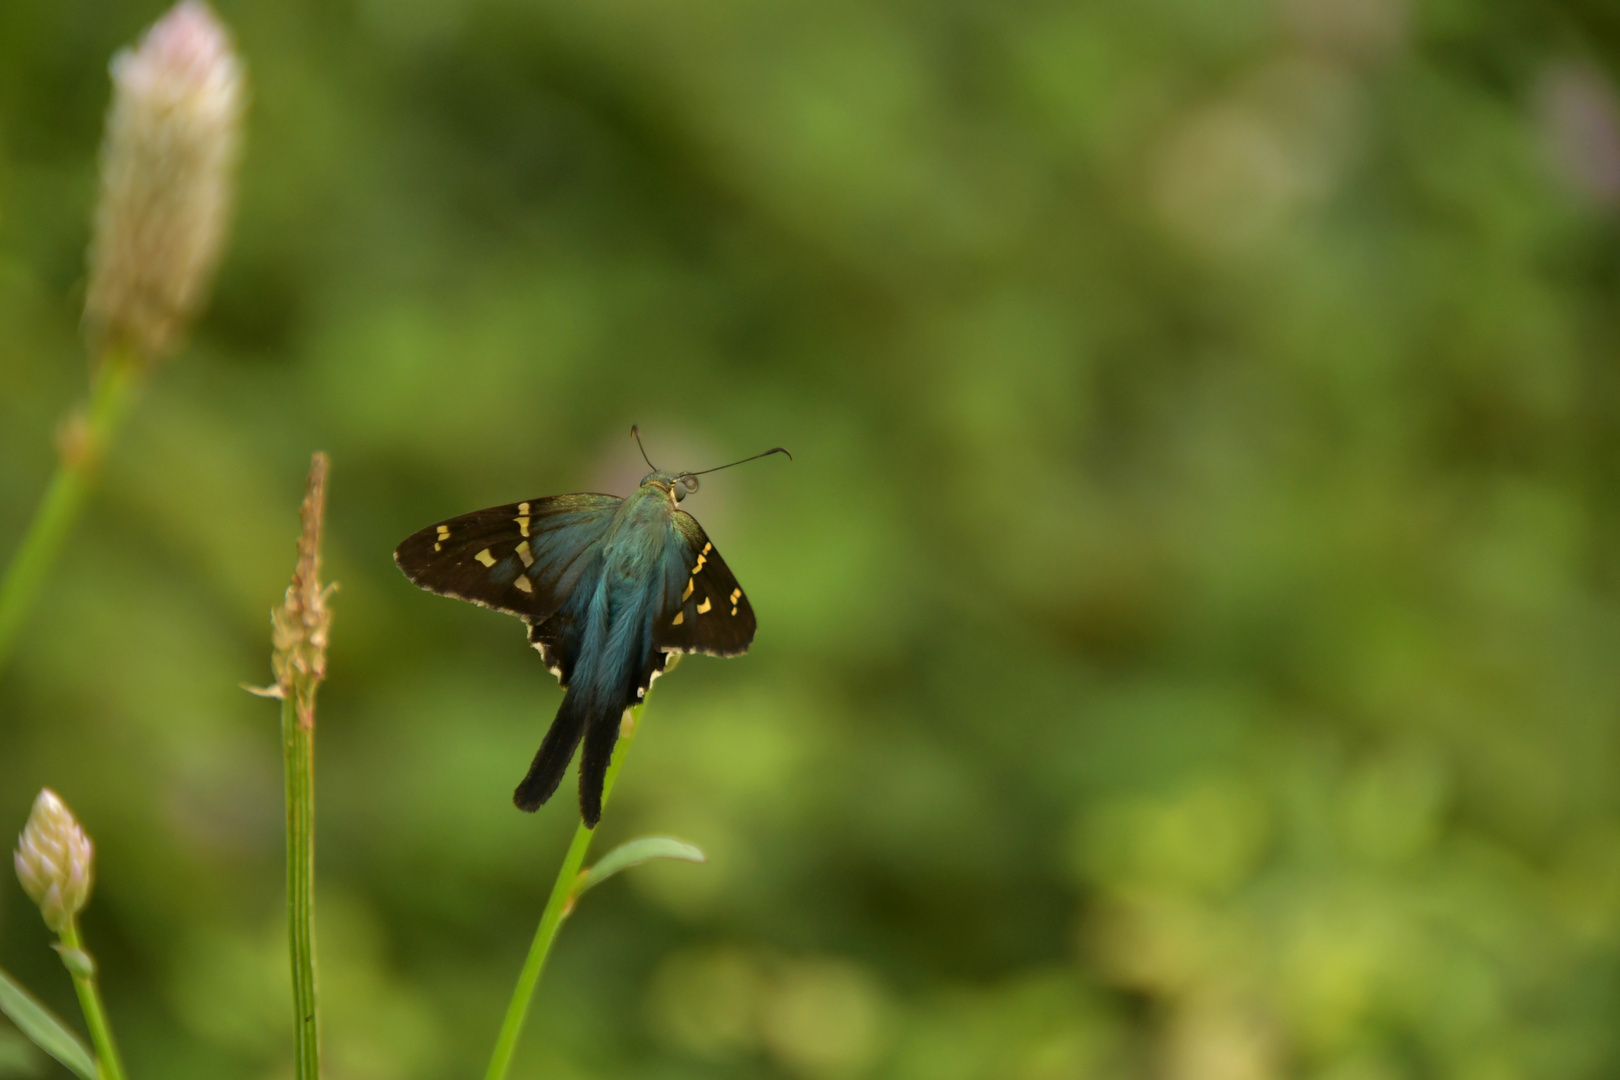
516, 517, 666, 825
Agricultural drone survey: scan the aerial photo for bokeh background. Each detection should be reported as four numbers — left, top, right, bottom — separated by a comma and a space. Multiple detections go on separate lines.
4, 0, 1620, 1077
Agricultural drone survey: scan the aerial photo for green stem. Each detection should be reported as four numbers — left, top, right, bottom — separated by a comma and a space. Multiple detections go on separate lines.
58, 920, 126, 1080
483, 703, 648, 1080
0, 352, 142, 673
283, 693, 319, 1080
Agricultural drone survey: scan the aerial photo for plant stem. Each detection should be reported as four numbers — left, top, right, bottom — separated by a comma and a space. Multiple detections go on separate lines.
265, 452, 329, 1080
483, 704, 649, 1080
283, 691, 319, 1080
58, 920, 126, 1080
0, 351, 142, 673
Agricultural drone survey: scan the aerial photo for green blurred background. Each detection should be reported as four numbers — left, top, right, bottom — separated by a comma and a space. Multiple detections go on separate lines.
5, 0, 1620, 1077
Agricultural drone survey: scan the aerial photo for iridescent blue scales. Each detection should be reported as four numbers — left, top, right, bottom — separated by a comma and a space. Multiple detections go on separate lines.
394, 475, 757, 826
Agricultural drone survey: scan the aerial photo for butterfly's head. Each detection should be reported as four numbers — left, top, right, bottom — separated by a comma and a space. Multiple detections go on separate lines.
630, 426, 790, 507
641, 471, 699, 505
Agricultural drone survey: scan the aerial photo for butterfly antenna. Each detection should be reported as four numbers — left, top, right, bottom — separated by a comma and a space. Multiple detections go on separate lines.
688, 445, 793, 477
630, 425, 658, 471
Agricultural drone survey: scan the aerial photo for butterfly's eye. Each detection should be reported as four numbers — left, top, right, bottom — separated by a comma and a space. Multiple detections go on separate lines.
674, 475, 698, 501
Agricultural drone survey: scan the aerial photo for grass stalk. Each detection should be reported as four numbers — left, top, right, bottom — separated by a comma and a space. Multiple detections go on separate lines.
0, 351, 141, 673
283, 690, 319, 1080
57, 920, 126, 1080
483, 703, 649, 1080
261, 453, 331, 1080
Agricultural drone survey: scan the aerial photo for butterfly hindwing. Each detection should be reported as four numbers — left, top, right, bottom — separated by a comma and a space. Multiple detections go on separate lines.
527, 599, 592, 689
394, 493, 620, 623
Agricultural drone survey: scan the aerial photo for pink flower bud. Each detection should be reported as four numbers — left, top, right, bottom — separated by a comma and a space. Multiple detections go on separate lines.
85, 1, 245, 360
14, 790, 95, 934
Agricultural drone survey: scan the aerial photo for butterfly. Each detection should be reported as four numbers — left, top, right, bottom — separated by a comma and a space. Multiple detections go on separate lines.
394, 429, 789, 826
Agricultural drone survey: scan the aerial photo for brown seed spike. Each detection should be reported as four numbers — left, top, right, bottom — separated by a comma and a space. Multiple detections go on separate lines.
268, 453, 333, 730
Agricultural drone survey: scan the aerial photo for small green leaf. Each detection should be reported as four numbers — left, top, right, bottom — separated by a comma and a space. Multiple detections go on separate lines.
578, 837, 706, 896
0, 967, 96, 1080
52, 949, 94, 981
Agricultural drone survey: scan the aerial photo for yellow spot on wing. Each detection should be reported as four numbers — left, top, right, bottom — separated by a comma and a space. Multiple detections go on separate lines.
514, 576, 533, 593
437, 524, 451, 540
517, 516, 530, 537
672, 611, 684, 626
731, 606, 738, 616
729, 588, 741, 603
682, 579, 694, 601
518, 502, 530, 515
697, 598, 712, 614
516, 540, 534, 568
702, 542, 712, 555
434, 543, 442, 552
475, 548, 496, 567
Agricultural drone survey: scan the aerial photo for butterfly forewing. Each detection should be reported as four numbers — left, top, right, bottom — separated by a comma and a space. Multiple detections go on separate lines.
654, 510, 757, 658
394, 493, 620, 621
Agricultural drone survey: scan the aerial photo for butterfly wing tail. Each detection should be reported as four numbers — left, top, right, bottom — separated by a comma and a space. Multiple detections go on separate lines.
513, 689, 590, 813
577, 701, 628, 828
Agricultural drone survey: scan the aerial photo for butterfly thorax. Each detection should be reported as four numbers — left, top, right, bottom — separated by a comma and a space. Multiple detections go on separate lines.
599, 478, 679, 585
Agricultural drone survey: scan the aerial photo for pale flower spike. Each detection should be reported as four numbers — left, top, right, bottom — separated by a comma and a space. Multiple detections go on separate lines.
85, 1, 245, 361
14, 789, 95, 934
268, 453, 333, 727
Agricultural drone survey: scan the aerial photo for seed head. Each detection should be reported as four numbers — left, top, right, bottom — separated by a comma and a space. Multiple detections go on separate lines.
85, 1, 245, 361
14, 790, 95, 934
270, 454, 333, 727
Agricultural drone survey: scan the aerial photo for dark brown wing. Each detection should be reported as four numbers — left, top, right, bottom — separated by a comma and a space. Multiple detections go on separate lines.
394, 493, 620, 625
653, 510, 757, 658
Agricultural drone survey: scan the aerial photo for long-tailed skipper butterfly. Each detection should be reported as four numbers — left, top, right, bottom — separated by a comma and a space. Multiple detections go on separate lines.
394, 428, 789, 827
